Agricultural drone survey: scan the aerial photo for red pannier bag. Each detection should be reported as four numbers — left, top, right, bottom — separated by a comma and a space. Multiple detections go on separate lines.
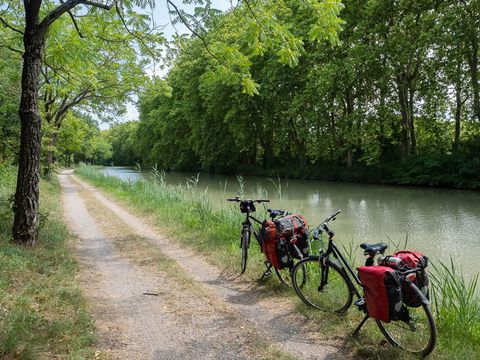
393, 250, 428, 269
275, 214, 310, 259
393, 250, 429, 307
358, 266, 403, 323
259, 220, 282, 269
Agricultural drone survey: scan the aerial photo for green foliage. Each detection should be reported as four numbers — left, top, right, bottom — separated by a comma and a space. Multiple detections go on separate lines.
0, 48, 21, 163
126, 0, 480, 189
107, 121, 139, 166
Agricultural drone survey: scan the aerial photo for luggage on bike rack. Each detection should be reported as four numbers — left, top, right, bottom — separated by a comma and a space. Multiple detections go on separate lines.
393, 251, 430, 307
275, 214, 310, 259
358, 266, 403, 323
259, 220, 283, 269
259, 214, 310, 270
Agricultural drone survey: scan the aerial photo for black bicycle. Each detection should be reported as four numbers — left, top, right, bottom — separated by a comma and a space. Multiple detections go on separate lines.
291, 210, 436, 357
227, 196, 306, 286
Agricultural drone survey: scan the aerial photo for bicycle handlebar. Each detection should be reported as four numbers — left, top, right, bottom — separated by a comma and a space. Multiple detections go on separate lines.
313, 209, 342, 239
227, 196, 270, 203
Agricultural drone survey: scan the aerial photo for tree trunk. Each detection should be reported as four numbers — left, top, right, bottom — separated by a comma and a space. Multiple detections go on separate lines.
467, 35, 480, 121
408, 89, 416, 155
13, 27, 46, 245
470, 60, 480, 121
454, 85, 462, 150
397, 78, 410, 160
44, 131, 58, 179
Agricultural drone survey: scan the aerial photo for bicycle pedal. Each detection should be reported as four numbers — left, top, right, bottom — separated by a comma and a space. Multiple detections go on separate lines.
354, 298, 366, 310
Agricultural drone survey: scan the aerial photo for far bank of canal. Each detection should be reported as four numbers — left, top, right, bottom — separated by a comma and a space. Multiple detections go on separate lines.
101, 167, 480, 278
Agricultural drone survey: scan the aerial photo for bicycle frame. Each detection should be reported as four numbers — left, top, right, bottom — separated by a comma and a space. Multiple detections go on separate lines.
242, 212, 263, 244
318, 224, 363, 299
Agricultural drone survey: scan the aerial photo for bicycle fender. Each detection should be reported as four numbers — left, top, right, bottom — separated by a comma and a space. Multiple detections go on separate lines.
407, 281, 430, 306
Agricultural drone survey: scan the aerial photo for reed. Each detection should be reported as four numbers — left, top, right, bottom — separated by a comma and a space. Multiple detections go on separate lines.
430, 257, 480, 357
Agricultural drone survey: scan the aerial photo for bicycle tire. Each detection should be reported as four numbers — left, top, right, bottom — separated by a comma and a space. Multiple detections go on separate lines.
292, 256, 353, 313
240, 227, 250, 274
274, 262, 307, 287
376, 300, 437, 357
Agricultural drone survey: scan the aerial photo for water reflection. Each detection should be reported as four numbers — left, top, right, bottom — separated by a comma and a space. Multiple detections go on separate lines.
100, 167, 480, 277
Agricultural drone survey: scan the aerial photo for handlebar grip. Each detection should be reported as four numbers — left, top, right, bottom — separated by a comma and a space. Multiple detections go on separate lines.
227, 197, 239, 202
256, 199, 270, 203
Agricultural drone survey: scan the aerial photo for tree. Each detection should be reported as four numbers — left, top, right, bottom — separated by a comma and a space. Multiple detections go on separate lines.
0, 0, 160, 245
56, 113, 88, 167
108, 121, 139, 166
40, 14, 149, 176
0, 0, 343, 244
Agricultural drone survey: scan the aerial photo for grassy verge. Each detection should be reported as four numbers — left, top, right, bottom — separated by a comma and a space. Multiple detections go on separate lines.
75, 165, 480, 359
0, 164, 96, 359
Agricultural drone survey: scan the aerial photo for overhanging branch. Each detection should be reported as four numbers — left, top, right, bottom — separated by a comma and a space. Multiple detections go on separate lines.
0, 43, 24, 55
67, 10, 85, 38
166, 0, 223, 64
40, 0, 114, 30
115, 2, 156, 58
0, 16, 24, 35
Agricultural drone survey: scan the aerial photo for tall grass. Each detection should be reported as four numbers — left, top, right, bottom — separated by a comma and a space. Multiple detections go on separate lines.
75, 165, 257, 273
76, 165, 480, 359
430, 258, 480, 358
0, 163, 96, 359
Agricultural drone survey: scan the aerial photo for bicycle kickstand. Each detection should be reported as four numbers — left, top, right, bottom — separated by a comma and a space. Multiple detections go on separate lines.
260, 261, 273, 280
352, 314, 370, 338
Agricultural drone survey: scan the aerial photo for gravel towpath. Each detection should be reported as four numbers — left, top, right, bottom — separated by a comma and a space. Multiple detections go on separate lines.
59, 170, 350, 360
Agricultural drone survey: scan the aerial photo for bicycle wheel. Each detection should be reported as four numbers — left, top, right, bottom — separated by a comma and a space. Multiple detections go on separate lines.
376, 301, 436, 357
292, 256, 353, 313
240, 227, 250, 274
275, 262, 307, 287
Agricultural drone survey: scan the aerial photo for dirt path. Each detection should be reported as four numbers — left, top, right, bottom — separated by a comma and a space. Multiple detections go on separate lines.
59, 170, 350, 360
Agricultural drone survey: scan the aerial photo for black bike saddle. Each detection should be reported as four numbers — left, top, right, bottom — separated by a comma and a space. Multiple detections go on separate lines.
267, 209, 285, 218
360, 242, 388, 257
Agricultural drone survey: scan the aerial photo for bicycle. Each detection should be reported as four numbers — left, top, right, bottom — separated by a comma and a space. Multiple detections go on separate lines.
227, 196, 307, 286
291, 210, 437, 357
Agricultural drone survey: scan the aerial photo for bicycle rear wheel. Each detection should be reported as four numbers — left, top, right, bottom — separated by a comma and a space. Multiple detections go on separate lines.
292, 256, 353, 313
239, 227, 250, 274
376, 301, 436, 357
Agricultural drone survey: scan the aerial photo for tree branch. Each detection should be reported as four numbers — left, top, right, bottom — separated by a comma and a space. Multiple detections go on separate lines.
82, 0, 113, 10
115, 2, 156, 58
166, 0, 223, 64
0, 43, 24, 55
0, 16, 24, 35
40, 0, 114, 30
67, 10, 85, 38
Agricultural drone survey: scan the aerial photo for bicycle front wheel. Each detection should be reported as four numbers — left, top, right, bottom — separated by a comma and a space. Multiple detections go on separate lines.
292, 256, 353, 313
240, 227, 250, 274
376, 301, 436, 357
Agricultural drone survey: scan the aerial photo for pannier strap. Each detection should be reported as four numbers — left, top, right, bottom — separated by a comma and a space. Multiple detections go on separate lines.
360, 243, 388, 257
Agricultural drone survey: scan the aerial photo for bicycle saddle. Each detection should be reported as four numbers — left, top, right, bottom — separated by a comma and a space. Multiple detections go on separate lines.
267, 209, 285, 218
360, 242, 388, 257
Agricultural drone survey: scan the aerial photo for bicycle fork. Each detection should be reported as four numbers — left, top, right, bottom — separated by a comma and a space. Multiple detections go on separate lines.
318, 256, 329, 291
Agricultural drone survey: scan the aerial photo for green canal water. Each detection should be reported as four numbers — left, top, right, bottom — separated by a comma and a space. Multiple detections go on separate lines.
101, 167, 480, 278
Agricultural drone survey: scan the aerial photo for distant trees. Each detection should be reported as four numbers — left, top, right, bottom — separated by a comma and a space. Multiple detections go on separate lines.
133, 0, 480, 188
